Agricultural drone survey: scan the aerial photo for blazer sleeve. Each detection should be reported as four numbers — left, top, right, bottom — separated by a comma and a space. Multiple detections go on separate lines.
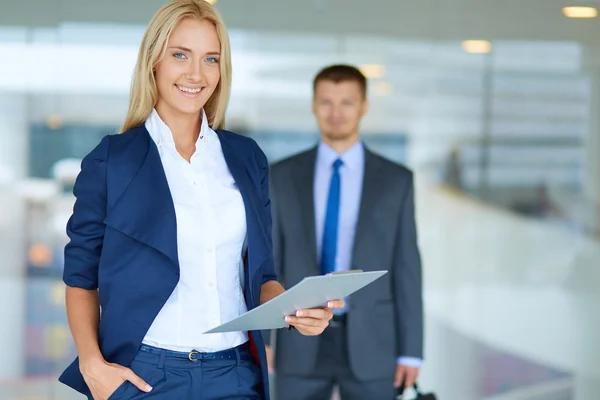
252, 140, 278, 284
394, 172, 424, 359
63, 135, 111, 290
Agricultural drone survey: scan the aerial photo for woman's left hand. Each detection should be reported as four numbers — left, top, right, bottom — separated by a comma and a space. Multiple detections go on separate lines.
284, 299, 345, 336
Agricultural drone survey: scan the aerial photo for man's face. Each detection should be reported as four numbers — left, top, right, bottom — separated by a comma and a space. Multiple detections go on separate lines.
312, 80, 368, 143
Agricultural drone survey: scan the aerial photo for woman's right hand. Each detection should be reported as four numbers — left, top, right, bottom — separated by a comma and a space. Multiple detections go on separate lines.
80, 357, 152, 400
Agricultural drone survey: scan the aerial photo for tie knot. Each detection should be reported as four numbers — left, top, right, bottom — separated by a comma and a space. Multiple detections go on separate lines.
332, 158, 343, 170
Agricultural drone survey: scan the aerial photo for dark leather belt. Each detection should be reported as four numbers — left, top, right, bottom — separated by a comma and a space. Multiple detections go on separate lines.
140, 343, 253, 362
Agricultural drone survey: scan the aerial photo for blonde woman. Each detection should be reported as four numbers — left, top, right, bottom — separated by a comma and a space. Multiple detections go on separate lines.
58, 1, 342, 399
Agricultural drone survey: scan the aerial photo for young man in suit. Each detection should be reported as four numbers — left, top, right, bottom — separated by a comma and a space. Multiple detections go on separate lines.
264, 64, 424, 400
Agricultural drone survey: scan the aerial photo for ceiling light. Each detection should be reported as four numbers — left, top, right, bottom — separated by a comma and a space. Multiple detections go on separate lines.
461, 40, 492, 54
359, 64, 385, 79
562, 6, 597, 18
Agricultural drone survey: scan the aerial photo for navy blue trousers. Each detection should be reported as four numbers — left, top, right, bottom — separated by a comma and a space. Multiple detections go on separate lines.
104, 343, 262, 399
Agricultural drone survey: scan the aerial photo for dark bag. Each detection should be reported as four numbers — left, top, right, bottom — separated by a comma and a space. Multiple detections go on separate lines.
396, 383, 437, 399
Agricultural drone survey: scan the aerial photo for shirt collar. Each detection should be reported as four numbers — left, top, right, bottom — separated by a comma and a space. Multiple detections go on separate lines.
316, 140, 364, 171
145, 108, 214, 147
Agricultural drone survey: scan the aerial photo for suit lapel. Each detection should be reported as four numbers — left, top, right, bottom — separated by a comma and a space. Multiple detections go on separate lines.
104, 127, 179, 269
351, 148, 385, 268
293, 147, 320, 275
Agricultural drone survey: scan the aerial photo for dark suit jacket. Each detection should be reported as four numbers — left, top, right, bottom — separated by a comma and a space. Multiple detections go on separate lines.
265, 145, 423, 381
58, 125, 276, 399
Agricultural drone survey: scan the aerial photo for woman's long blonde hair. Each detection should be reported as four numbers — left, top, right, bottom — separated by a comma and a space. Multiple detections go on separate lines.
120, 0, 231, 133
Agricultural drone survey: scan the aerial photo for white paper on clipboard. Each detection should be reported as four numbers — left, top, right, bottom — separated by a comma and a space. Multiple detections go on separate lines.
204, 270, 387, 334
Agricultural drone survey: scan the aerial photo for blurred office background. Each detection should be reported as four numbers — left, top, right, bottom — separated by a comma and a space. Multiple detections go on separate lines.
0, 0, 599, 399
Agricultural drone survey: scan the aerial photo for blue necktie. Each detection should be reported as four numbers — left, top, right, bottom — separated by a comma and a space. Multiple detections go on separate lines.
321, 158, 343, 275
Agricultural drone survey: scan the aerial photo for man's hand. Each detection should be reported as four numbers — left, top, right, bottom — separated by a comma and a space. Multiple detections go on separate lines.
265, 345, 275, 374
283, 299, 345, 336
394, 364, 419, 389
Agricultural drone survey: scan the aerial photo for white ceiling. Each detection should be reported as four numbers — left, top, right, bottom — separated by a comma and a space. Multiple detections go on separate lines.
0, 0, 594, 151
1, 0, 600, 43
0, 1, 592, 178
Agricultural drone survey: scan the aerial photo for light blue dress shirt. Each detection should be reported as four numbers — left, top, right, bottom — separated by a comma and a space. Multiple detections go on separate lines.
313, 140, 422, 368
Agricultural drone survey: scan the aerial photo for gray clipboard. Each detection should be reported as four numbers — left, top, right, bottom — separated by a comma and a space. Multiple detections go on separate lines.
204, 270, 387, 334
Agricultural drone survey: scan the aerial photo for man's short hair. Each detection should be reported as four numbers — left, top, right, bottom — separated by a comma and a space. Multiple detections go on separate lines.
313, 64, 367, 98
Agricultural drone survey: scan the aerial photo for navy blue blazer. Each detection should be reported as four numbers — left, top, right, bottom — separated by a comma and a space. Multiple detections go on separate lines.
58, 125, 276, 399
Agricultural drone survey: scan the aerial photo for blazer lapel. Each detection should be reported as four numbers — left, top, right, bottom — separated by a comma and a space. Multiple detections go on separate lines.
217, 132, 269, 281
293, 147, 319, 275
104, 127, 179, 269
351, 148, 385, 269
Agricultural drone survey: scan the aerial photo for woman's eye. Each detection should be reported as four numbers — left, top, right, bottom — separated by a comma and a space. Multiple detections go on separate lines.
174, 53, 187, 60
